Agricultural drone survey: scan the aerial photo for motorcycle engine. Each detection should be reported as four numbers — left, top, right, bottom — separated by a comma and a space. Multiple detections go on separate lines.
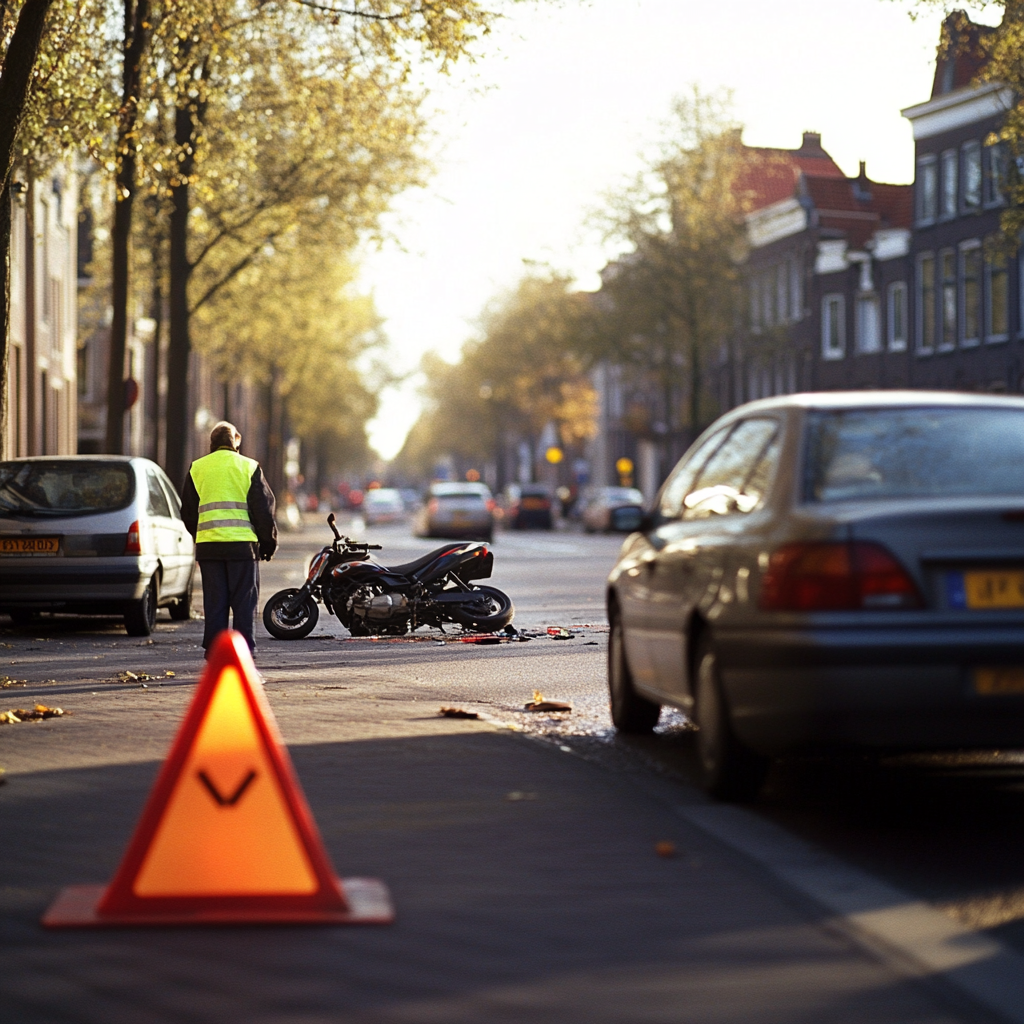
351, 589, 410, 625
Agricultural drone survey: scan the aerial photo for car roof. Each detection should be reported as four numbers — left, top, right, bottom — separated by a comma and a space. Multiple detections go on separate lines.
729, 390, 1024, 414
1, 455, 139, 463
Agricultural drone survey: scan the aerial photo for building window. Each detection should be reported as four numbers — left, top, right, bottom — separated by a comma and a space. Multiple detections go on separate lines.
962, 244, 982, 345
776, 263, 788, 323
987, 252, 1009, 340
888, 282, 908, 351
918, 253, 936, 353
940, 249, 956, 351
750, 277, 761, 333
762, 270, 774, 327
940, 149, 958, 219
985, 142, 1007, 206
856, 295, 881, 354
822, 293, 845, 360
962, 141, 982, 211
916, 157, 937, 224
789, 256, 802, 321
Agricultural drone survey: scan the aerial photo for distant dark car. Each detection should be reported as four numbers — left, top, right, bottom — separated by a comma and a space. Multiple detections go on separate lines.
505, 484, 554, 530
581, 486, 645, 533
0, 456, 194, 635
607, 392, 1024, 801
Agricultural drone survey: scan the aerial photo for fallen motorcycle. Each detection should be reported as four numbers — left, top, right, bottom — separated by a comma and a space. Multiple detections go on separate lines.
262, 513, 514, 640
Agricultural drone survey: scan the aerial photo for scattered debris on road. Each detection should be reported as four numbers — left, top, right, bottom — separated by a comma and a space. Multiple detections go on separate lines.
547, 627, 576, 639
655, 841, 677, 858
438, 707, 480, 719
524, 690, 572, 712
1, 676, 26, 689
111, 670, 176, 684
1, 704, 67, 724
505, 790, 538, 801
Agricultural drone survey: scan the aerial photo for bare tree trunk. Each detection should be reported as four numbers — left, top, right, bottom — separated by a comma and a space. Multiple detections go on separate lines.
164, 102, 196, 487
148, 229, 164, 463
264, 366, 284, 498
105, 0, 152, 454
0, 183, 11, 460
0, 0, 58, 455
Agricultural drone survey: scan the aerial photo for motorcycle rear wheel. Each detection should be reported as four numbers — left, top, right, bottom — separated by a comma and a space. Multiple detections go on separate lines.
448, 585, 514, 632
263, 588, 319, 640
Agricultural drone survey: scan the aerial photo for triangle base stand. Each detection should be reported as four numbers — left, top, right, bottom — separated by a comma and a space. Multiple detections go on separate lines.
42, 877, 394, 928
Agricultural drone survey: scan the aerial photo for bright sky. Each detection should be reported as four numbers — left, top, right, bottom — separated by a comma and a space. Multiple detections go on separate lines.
361, 0, 1001, 460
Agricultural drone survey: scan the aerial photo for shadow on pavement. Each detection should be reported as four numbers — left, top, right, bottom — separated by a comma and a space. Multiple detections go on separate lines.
0, 730, 975, 1024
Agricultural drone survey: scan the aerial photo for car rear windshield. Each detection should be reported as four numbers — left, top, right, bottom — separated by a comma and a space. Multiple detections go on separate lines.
432, 484, 490, 500
805, 407, 1024, 502
0, 461, 135, 516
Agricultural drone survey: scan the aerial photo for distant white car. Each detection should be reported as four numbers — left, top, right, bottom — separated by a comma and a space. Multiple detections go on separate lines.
582, 487, 646, 533
362, 488, 406, 525
0, 456, 195, 635
416, 482, 494, 542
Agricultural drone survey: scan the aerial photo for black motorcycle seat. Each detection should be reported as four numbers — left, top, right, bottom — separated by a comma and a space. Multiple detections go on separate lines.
377, 543, 477, 577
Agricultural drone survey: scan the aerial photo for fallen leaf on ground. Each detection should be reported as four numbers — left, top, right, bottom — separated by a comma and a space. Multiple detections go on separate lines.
164, 670, 175, 678
0, 676, 26, 689
524, 690, 572, 712
0, 704, 66, 724
113, 670, 155, 683
438, 707, 479, 719
505, 791, 538, 801
655, 841, 677, 858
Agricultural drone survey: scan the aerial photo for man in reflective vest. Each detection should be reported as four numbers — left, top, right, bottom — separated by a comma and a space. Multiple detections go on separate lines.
181, 421, 278, 655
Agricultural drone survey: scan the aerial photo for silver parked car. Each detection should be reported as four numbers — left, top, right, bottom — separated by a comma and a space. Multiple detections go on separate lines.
608, 392, 1024, 800
415, 482, 494, 542
581, 486, 645, 533
0, 456, 195, 635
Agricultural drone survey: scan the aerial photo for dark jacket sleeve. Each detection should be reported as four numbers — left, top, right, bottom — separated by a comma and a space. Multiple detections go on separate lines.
248, 465, 278, 559
180, 468, 199, 541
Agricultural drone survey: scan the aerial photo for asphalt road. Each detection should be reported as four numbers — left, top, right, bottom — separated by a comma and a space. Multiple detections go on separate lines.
3, 515, 1024, 1021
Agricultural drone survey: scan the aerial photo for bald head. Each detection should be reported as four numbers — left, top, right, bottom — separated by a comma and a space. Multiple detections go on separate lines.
210, 421, 241, 452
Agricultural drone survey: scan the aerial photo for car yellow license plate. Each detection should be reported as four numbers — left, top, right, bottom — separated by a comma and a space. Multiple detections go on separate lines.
0, 536, 59, 555
962, 570, 1024, 609
974, 667, 1024, 695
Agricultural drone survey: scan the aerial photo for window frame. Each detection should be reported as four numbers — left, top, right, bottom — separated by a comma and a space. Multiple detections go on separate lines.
962, 140, 982, 212
939, 247, 957, 352
960, 240, 982, 347
888, 281, 908, 352
916, 155, 938, 225
822, 293, 846, 360
917, 252, 936, 354
986, 250, 1010, 342
855, 294, 882, 355
940, 148, 958, 220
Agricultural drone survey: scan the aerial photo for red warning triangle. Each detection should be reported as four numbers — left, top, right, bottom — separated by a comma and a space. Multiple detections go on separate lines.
42, 630, 393, 927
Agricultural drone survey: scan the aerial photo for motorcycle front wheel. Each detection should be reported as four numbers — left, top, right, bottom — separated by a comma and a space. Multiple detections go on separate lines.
263, 588, 320, 640
448, 585, 514, 632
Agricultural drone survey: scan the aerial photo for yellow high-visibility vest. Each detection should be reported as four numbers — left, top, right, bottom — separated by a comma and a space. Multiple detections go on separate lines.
190, 449, 259, 544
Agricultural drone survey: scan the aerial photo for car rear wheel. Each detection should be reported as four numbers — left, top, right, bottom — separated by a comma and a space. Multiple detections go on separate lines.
169, 573, 193, 621
608, 608, 660, 733
125, 576, 158, 636
693, 634, 768, 801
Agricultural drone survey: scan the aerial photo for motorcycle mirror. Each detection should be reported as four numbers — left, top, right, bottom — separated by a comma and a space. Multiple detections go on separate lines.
327, 512, 342, 541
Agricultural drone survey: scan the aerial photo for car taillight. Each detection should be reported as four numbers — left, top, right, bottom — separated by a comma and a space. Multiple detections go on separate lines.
485, 498, 496, 512
124, 520, 141, 555
759, 541, 922, 611
428, 498, 439, 514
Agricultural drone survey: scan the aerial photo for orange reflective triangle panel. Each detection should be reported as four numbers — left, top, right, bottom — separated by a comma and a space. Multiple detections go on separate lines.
97, 631, 346, 915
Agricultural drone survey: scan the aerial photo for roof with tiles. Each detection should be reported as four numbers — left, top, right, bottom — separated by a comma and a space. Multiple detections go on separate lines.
804, 170, 912, 248
736, 132, 845, 212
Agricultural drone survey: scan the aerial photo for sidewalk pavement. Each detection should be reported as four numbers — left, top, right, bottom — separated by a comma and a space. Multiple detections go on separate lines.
0, 678, 979, 1024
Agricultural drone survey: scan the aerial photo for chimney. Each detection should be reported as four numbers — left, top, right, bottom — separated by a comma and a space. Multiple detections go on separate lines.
801, 131, 823, 153
858, 160, 867, 180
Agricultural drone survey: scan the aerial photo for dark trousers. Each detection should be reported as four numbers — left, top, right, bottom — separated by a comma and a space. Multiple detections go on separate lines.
199, 558, 259, 653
